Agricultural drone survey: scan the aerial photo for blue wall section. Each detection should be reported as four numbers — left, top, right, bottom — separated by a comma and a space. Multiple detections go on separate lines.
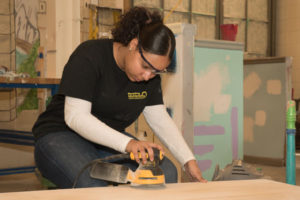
193, 46, 243, 180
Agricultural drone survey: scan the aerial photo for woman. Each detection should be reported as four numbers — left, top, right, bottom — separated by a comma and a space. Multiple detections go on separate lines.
33, 6, 206, 188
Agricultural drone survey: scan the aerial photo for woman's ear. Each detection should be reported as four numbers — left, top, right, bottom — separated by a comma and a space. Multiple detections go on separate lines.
128, 38, 139, 51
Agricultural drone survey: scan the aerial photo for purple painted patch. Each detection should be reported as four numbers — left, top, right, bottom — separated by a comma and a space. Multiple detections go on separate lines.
231, 107, 238, 160
194, 145, 214, 156
194, 125, 225, 136
196, 160, 212, 172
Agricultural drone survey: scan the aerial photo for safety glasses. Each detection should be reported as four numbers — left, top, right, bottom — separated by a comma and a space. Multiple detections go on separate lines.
138, 45, 169, 74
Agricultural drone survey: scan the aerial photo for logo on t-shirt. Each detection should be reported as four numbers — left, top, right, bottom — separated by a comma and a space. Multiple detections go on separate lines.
128, 91, 147, 100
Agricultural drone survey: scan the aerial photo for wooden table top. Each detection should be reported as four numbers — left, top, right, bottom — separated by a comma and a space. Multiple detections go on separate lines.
0, 77, 61, 85
0, 179, 299, 200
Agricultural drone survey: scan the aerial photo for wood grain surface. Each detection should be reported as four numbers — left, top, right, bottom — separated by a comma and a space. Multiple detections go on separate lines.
0, 179, 299, 200
0, 77, 61, 85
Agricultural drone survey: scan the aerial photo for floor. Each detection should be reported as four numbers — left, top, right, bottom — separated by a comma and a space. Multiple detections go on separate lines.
1, 156, 300, 193
0, 172, 44, 193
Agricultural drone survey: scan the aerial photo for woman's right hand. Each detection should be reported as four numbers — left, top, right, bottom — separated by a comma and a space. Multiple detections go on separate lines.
125, 139, 164, 164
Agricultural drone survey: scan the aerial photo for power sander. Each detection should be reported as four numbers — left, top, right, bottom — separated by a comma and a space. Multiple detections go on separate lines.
73, 149, 165, 187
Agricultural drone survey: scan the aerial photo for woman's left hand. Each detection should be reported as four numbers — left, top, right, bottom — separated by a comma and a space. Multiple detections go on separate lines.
184, 160, 207, 183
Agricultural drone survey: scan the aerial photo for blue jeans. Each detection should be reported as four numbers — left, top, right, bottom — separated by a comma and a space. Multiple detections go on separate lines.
34, 131, 178, 188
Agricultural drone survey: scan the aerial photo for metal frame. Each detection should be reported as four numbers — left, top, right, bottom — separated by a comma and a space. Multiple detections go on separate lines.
0, 166, 36, 176
0, 83, 59, 96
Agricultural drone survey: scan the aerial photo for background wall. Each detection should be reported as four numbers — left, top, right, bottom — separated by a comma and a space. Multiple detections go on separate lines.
5, 0, 273, 78
132, 0, 273, 58
0, 0, 15, 72
55, 0, 80, 78
276, 0, 300, 99
0, 0, 16, 122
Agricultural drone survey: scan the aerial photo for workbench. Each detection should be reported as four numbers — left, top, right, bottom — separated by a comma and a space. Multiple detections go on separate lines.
0, 77, 60, 175
0, 77, 60, 96
0, 180, 299, 200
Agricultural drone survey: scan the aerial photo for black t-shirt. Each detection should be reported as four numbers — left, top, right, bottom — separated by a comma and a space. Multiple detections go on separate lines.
32, 39, 163, 139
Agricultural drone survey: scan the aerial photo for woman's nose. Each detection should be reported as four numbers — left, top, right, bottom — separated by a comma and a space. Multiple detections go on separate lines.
143, 70, 152, 81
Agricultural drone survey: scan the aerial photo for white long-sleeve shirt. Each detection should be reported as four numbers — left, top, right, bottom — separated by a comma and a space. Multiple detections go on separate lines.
64, 96, 195, 166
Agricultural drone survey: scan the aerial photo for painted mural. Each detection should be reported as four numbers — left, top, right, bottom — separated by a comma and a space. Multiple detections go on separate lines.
193, 46, 243, 180
15, 0, 40, 114
15, 0, 40, 74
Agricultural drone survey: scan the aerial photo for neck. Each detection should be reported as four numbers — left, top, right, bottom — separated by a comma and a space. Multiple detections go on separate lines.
113, 42, 126, 71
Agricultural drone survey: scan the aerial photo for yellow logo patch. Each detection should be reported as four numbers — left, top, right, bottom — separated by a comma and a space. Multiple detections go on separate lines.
128, 91, 147, 100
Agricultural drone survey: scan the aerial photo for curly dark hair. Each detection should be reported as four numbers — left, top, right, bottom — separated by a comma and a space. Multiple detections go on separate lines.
112, 7, 162, 45
112, 7, 175, 59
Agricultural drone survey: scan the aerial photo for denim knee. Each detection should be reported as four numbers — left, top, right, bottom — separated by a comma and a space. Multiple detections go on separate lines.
160, 157, 178, 183
34, 131, 111, 188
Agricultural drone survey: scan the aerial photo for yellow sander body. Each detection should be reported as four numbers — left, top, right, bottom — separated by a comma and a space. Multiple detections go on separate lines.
128, 150, 165, 185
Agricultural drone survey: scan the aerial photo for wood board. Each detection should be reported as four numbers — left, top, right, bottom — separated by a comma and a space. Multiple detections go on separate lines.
0, 77, 61, 85
0, 179, 300, 200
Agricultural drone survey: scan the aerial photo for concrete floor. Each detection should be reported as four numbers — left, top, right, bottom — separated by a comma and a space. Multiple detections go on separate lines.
1, 157, 300, 193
